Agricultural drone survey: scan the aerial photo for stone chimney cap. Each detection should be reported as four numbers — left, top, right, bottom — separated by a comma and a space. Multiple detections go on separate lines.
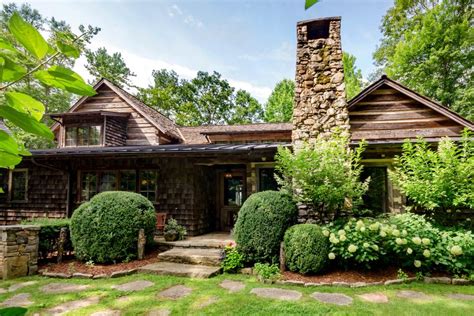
297, 16, 341, 26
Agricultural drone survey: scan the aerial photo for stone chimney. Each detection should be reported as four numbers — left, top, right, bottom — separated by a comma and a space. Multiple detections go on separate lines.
292, 17, 349, 148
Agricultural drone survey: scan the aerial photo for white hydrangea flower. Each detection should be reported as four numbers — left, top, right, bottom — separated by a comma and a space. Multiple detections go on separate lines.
363, 242, 370, 248
412, 237, 422, 245
372, 245, 379, 251
422, 238, 430, 245
360, 226, 366, 232
392, 229, 400, 237
423, 249, 431, 258
340, 235, 347, 242
395, 238, 403, 245
380, 231, 387, 237
402, 229, 408, 237
406, 248, 413, 254
330, 237, 339, 244
328, 252, 336, 260
414, 260, 422, 268
348, 244, 358, 253
338, 229, 346, 236
450, 245, 463, 256
369, 223, 379, 231
323, 230, 330, 237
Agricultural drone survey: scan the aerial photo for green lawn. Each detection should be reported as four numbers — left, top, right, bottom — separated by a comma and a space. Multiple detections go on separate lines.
1, 273, 473, 315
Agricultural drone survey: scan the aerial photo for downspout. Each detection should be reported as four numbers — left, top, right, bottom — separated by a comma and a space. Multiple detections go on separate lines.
31, 158, 74, 218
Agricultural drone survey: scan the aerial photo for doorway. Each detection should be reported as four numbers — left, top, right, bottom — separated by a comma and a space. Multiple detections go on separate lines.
217, 168, 246, 231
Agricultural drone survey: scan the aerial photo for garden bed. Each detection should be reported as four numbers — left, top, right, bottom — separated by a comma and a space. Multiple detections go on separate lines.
38, 248, 161, 277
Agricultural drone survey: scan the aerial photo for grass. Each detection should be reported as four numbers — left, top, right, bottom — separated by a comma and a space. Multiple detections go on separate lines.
1, 273, 473, 315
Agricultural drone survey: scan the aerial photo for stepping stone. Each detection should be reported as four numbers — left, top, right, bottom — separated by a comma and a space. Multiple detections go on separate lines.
397, 290, 431, 300
1, 293, 33, 307
219, 280, 245, 293
358, 292, 389, 303
148, 309, 171, 316
446, 293, 474, 301
196, 296, 219, 309
91, 309, 121, 316
250, 288, 302, 301
112, 280, 154, 292
311, 292, 353, 306
157, 285, 192, 300
158, 247, 224, 266
47, 296, 99, 315
139, 262, 221, 278
40, 283, 90, 294
8, 281, 38, 292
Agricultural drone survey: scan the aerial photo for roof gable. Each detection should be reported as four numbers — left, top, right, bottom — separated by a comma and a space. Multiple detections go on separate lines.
52, 79, 181, 142
348, 76, 473, 143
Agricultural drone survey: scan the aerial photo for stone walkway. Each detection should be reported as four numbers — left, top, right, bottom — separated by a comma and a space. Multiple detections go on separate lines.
40, 283, 90, 294
47, 296, 100, 316
157, 285, 193, 300
1, 293, 33, 307
112, 280, 154, 292
311, 292, 353, 306
358, 292, 389, 303
219, 280, 245, 293
250, 288, 302, 301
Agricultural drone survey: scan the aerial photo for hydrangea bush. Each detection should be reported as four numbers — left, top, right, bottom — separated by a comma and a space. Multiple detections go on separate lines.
324, 213, 473, 275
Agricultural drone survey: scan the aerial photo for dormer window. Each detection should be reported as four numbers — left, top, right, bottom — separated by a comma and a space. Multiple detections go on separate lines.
65, 125, 102, 147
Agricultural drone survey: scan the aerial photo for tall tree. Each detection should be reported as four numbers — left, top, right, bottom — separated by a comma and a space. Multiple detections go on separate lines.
229, 90, 264, 124
264, 79, 295, 123
137, 69, 263, 126
374, 0, 473, 120
343, 52, 363, 100
0, 3, 99, 149
85, 47, 135, 88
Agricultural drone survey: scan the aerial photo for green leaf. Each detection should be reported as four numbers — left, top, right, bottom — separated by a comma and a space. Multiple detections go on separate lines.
0, 130, 19, 155
305, 0, 319, 9
0, 37, 19, 53
0, 151, 22, 168
5, 92, 45, 121
35, 65, 96, 96
56, 41, 80, 58
0, 56, 27, 82
0, 105, 53, 139
8, 12, 49, 60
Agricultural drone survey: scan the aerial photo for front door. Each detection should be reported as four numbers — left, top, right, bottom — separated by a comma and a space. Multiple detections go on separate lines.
218, 170, 245, 231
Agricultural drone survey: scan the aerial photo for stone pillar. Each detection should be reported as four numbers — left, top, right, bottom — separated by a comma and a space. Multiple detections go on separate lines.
292, 17, 349, 149
0, 225, 40, 280
292, 17, 350, 224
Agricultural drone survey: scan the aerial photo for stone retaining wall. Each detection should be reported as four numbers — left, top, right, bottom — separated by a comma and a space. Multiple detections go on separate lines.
0, 225, 40, 279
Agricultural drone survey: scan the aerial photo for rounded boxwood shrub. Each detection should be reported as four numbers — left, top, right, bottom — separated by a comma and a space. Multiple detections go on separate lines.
70, 191, 156, 263
234, 190, 297, 263
284, 224, 329, 274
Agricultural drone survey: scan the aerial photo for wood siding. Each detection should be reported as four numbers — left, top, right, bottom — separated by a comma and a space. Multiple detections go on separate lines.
349, 84, 465, 142
72, 86, 159, 146
105, 117, 128, 146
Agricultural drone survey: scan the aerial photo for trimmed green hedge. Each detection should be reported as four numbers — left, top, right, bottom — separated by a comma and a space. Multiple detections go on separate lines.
21, 218, 72, 260
70, 191, 156, 263
234, 190, 297, 264
284, 224, 329, 274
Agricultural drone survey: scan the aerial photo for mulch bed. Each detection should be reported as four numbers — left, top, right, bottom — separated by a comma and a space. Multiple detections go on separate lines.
282, 266, 450, 283
38, 248, 161, 276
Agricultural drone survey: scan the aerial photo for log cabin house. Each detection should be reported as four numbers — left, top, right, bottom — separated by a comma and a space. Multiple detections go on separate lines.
0, 17, 472, 234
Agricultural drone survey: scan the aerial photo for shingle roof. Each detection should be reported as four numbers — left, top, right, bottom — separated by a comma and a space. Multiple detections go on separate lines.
179, 123, 293, 144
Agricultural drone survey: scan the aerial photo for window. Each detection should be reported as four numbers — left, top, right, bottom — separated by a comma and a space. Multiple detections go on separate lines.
0, 169, 8, 203
120, 170, 136, 191
139, 170, 157, 202
81, 172, 97, 201
361, 166, 388, 214
65, 125, 101, 147
11, 169, 27, 201
258, 167, 279, 192
80, 170, 157, 202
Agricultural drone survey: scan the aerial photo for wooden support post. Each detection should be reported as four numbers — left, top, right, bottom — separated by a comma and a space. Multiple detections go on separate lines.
138, 228, 146, 260
279, 241, 286, 273
57, 227, 67, 263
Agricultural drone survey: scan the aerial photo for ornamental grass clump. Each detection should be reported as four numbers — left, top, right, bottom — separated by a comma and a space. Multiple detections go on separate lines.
70, 191, 156, 263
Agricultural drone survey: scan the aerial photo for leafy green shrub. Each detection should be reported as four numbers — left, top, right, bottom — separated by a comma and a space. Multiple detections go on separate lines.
234, 191, 297, 263
325, 213, 474, 275
22, 218, 73, 260
284, 224, 329, 274
70, 191, 156, 263
222, 243, 244, 273
254, 263, 281, 283
276, 133, 369, 220
164, 218, 187, 241
391, 132, 474, 219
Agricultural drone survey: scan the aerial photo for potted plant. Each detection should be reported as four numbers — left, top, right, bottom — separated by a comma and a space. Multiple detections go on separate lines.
163, 218, 187, 241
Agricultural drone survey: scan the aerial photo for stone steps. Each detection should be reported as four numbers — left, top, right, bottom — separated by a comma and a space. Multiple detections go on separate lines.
138, 262, 222, 278
158, 247, 224, 266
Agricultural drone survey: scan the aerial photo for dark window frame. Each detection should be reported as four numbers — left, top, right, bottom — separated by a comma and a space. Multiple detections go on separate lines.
256, 165, 280, 192
65, 124, 103, 147
9, 169, 28, 202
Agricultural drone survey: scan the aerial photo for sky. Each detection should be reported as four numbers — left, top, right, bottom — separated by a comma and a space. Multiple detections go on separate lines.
10, 0, 393, 103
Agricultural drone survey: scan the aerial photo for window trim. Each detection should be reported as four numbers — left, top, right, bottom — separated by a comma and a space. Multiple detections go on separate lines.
78, 169, 158, 203
64, 124, 103, 147
9, 169, 28, 203
255, 163, 278, 192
